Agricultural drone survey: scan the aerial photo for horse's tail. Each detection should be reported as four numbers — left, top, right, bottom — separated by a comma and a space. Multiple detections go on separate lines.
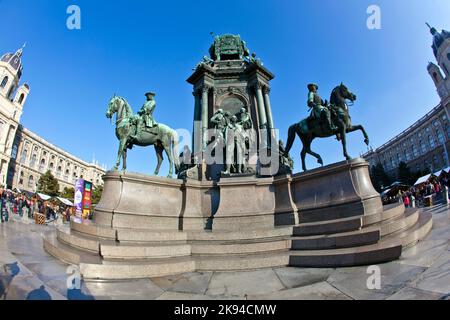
285, 123, 298, 154
171, 129, 180, 171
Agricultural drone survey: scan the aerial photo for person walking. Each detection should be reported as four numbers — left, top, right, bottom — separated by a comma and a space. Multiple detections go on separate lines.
403, 194, 410, 208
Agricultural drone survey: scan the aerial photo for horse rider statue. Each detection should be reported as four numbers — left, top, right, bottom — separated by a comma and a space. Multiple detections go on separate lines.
307, 83, 336, 133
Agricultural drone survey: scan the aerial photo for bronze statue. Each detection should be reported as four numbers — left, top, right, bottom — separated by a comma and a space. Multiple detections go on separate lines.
106, 94, 179, 177
285, 83, 369, 171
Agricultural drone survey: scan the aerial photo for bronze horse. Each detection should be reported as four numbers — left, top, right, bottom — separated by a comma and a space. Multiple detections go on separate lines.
285, 83, 369, 171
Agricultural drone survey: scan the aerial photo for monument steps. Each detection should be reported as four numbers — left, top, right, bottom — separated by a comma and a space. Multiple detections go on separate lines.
100, 243, 192, 260
288, 210, 432, 267
43, 233, 103, 266
362, 203, 405, 226
289, 241, 403, 267
80, 256, 196, 280
293, 216, 362, 237
194, 250, 290, 271
190, 239, 291, 255
70, 220, 116, 240
378, 208, 419, 236
384, 211, 433, 249
291, 228, 381, 250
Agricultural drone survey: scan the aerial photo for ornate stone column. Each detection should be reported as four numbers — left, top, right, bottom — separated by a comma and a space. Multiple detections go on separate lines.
201, 85, 210, 149
263, 87, 274, 130
254, 82, 267, 129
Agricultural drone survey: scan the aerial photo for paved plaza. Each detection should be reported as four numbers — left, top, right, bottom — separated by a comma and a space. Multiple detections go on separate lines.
0, 204, 449, 300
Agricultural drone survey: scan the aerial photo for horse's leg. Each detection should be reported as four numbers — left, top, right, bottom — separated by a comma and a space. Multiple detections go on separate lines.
346, 125, 370, 146
339, 125, 351, 161
303, 135, 323, 167
123, 148, 127, 172
154, 145, 163, 176
163, 141, 174, 178
114, 139, 126, 170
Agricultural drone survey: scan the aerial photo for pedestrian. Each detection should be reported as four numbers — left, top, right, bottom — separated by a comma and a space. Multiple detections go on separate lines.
403, 194, 410, 208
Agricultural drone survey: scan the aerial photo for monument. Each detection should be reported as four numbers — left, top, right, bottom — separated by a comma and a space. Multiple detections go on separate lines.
43, 34, 433, 280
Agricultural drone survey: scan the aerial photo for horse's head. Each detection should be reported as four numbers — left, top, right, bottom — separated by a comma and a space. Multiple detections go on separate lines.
106, 95, 121, 119
338, 83, 357, 102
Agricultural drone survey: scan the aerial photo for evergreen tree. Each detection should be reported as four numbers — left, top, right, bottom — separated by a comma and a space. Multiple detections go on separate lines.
92, 185, 103, 204
370, 163, 391, 192
37, 170, 60, 196
60, 187, 75, 200
397, 162, 413, 185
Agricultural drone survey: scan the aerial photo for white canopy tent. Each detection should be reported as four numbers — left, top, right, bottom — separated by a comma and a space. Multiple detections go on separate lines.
413, 174, 435, 186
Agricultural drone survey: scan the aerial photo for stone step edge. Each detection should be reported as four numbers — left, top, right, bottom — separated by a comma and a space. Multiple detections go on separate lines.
363, 203, 405, 226
290, 228, 381, 250
293, 217, 362, 236
380, 209, 419, 237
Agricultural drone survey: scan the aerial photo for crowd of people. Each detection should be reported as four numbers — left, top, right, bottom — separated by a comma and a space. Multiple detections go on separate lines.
0, 187, 75, 224
397, 177, 450, 208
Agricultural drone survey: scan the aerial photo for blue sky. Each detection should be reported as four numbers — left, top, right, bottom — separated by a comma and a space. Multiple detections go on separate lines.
0, 0, 449, 175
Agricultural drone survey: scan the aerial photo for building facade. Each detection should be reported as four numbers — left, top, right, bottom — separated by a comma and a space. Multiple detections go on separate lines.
363, 25, 450, 178
0, 45, 106, 193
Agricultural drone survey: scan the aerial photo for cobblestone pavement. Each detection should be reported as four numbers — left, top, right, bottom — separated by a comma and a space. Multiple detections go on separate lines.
0, 205, 449, 300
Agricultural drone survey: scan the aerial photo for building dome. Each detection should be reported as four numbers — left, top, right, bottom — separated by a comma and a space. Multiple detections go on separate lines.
0, 45, 24, 77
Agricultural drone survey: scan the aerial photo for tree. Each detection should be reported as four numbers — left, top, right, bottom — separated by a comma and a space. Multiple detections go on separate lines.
92, 185, 103, 204
37, 170, 60, 196
60, 187, 75, 200
397, 162, 413, 185
370, 163, 391, 192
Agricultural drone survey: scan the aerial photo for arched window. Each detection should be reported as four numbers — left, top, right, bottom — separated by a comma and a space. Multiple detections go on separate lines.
29, 154, 37, 167
20, 149, 27, 164
429, 135, 436, 149
437, 129, 445, 144
18, 93, 25, 104
433, 72, 439, 83
0, 76, 8, 88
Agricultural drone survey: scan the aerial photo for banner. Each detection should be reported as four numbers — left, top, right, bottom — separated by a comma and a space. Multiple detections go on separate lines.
74, 179, 85, 215
82, 181, 93, 218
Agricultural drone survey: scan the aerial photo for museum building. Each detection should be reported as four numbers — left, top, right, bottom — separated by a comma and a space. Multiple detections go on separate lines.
0, 45, 106, 192
363, 25, 450, 177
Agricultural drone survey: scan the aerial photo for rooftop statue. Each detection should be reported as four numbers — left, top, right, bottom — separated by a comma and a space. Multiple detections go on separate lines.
427, 23, 450, 57
106, 93, 179, 177
284, 83, 370, 171
209, 34, 250, 61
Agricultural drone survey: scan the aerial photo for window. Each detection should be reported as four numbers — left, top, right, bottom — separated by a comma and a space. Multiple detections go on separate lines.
20, 149, 27, 164
29, 154, 37, 168
18, 93, 24, 104
433, 72, 439, 82
28, 176, 34, 188
433, 155, 439, 167
437, 129, 445, 144
11, 143, 18, 159
0, 76, 8, 88
429, 135, 436, 149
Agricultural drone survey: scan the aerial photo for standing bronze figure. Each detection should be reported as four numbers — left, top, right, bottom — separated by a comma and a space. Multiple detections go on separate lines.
285, 83, 369, 171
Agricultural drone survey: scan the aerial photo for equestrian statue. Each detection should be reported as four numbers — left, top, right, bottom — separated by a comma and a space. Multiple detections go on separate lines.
106, 92, 179, 177
285, 83, 370, 171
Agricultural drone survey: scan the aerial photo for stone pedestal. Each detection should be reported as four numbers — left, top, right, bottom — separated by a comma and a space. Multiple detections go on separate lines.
181, 180, 219, 230
93, 171, 122, 227
212, 176, 275, 230
273, 174, 298, 226
94, 171, 184, 230
291, 158, 383, 223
